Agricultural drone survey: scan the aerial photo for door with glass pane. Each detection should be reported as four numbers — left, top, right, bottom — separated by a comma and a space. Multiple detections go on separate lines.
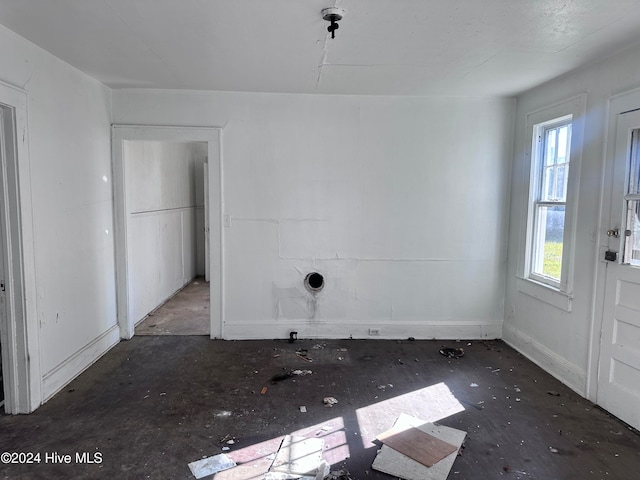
598, 108, 640, 430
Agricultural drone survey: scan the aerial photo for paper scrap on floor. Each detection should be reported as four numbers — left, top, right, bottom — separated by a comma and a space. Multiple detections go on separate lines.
372, 413, 466, 480
188, 453, 236, 479
265, 435, 329, 480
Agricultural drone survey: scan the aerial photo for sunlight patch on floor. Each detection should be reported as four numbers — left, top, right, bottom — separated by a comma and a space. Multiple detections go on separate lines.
212, 417, 347, 480
355, 382, 465, 448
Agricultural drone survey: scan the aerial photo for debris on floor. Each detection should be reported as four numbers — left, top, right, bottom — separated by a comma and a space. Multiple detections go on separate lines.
326, 469, 354, 480
323, 397, 338, 407
272, 371, 295, 383
220, 434, 237, 446
265, 435, 328, 480
271, 369, 313, 384
296, 348, 313, 362
315, 425, 332, 436
188, 453, 236, 479
261, 386, 268, 394
300, 406, 307, 413
439, 347, 464, 359
457, 441, 466, 456
289, 331, 298, 343
470, 383, 479, 387
372, 413, 466, 480
547, 390, 561, 396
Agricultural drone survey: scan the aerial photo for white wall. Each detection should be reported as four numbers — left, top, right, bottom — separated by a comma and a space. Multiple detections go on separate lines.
124, 141, 206, 324
0, 24, 116, 403
114, 90, 515, 340
504, 40, 640, 396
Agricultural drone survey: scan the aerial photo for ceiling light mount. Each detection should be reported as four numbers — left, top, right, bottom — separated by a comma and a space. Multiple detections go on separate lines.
322, 7, 345, 39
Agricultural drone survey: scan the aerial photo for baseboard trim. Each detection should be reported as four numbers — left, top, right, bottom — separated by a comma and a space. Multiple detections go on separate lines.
41, 325, 120, 402
502, 323, 586, 395
223, 320, 503, 341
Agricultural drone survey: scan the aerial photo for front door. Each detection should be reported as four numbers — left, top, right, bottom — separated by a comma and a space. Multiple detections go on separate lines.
597, 108, 640, 430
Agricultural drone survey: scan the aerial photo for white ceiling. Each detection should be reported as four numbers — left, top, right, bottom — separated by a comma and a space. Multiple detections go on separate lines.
2, 0, 640, 97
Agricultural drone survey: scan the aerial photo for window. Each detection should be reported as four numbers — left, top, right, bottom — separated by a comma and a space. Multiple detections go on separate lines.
529, 117, 572, 287
624, 128, 640, 265
518, 95, 584, 309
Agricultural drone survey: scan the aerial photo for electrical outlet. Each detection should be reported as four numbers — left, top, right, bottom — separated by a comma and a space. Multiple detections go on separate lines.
368, 328, 380, 336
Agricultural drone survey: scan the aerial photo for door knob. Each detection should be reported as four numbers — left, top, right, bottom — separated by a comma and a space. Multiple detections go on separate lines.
607, 228, 620, 238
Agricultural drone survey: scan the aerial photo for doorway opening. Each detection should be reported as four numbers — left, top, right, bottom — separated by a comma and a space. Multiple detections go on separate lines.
123, 139, 209, 336
0, 82, 40, 414
1, 100, 9, 413
112, 127, 222, 340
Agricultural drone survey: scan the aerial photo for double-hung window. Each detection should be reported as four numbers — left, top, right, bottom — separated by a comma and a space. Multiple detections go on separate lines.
529, 117, 572, 287
520, 95, 584, 310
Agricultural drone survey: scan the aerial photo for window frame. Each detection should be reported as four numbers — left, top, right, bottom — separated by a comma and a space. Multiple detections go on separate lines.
519, 95, 586, 309
528, 115, 572, 288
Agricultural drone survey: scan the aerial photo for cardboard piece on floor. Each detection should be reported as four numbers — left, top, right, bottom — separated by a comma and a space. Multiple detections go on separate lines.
265, 435, 327, 480
188, 453, 236, 479
372, 414, 466, 480
376, 423, 458, 467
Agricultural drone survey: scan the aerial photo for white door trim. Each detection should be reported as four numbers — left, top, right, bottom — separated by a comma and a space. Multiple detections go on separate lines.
587, 86, 640, 402
204, 162, 210, 283
0, 80, 41, 414
111, 125, 224, 340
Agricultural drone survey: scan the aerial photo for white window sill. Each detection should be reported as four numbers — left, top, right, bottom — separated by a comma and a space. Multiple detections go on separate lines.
516, 276, 573, 312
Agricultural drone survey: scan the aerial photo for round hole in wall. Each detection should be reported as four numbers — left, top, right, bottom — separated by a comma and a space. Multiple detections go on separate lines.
304, 272, 325, 292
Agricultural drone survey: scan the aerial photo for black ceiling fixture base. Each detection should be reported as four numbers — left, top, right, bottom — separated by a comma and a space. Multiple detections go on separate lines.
321, 7, 345, 39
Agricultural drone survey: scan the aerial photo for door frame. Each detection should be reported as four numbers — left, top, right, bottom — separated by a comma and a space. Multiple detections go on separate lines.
111, 125, 224, 340
587, 87, 640, 401
0, 80, 41, 414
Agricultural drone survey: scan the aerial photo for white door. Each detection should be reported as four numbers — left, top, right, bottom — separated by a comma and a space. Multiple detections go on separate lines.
598, 108, 640, 430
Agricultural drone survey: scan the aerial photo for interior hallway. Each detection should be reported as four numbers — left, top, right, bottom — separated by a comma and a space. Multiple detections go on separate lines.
1, 338, 638, 479
135, 277, 209, 336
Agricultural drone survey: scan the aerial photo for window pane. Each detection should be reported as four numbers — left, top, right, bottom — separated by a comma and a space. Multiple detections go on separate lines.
628, 129, 640, 195
533, 205, 565, 280
545, 129, 557, 166
556, 163, 568, 201
540, 124, 571, 202
543, 166, 555, 201
557, 125, 569, 164
624, 200, 640, 265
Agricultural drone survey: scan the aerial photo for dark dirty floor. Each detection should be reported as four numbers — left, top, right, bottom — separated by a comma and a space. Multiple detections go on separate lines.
1, 337, 639, 480
136, 278, 209, 336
